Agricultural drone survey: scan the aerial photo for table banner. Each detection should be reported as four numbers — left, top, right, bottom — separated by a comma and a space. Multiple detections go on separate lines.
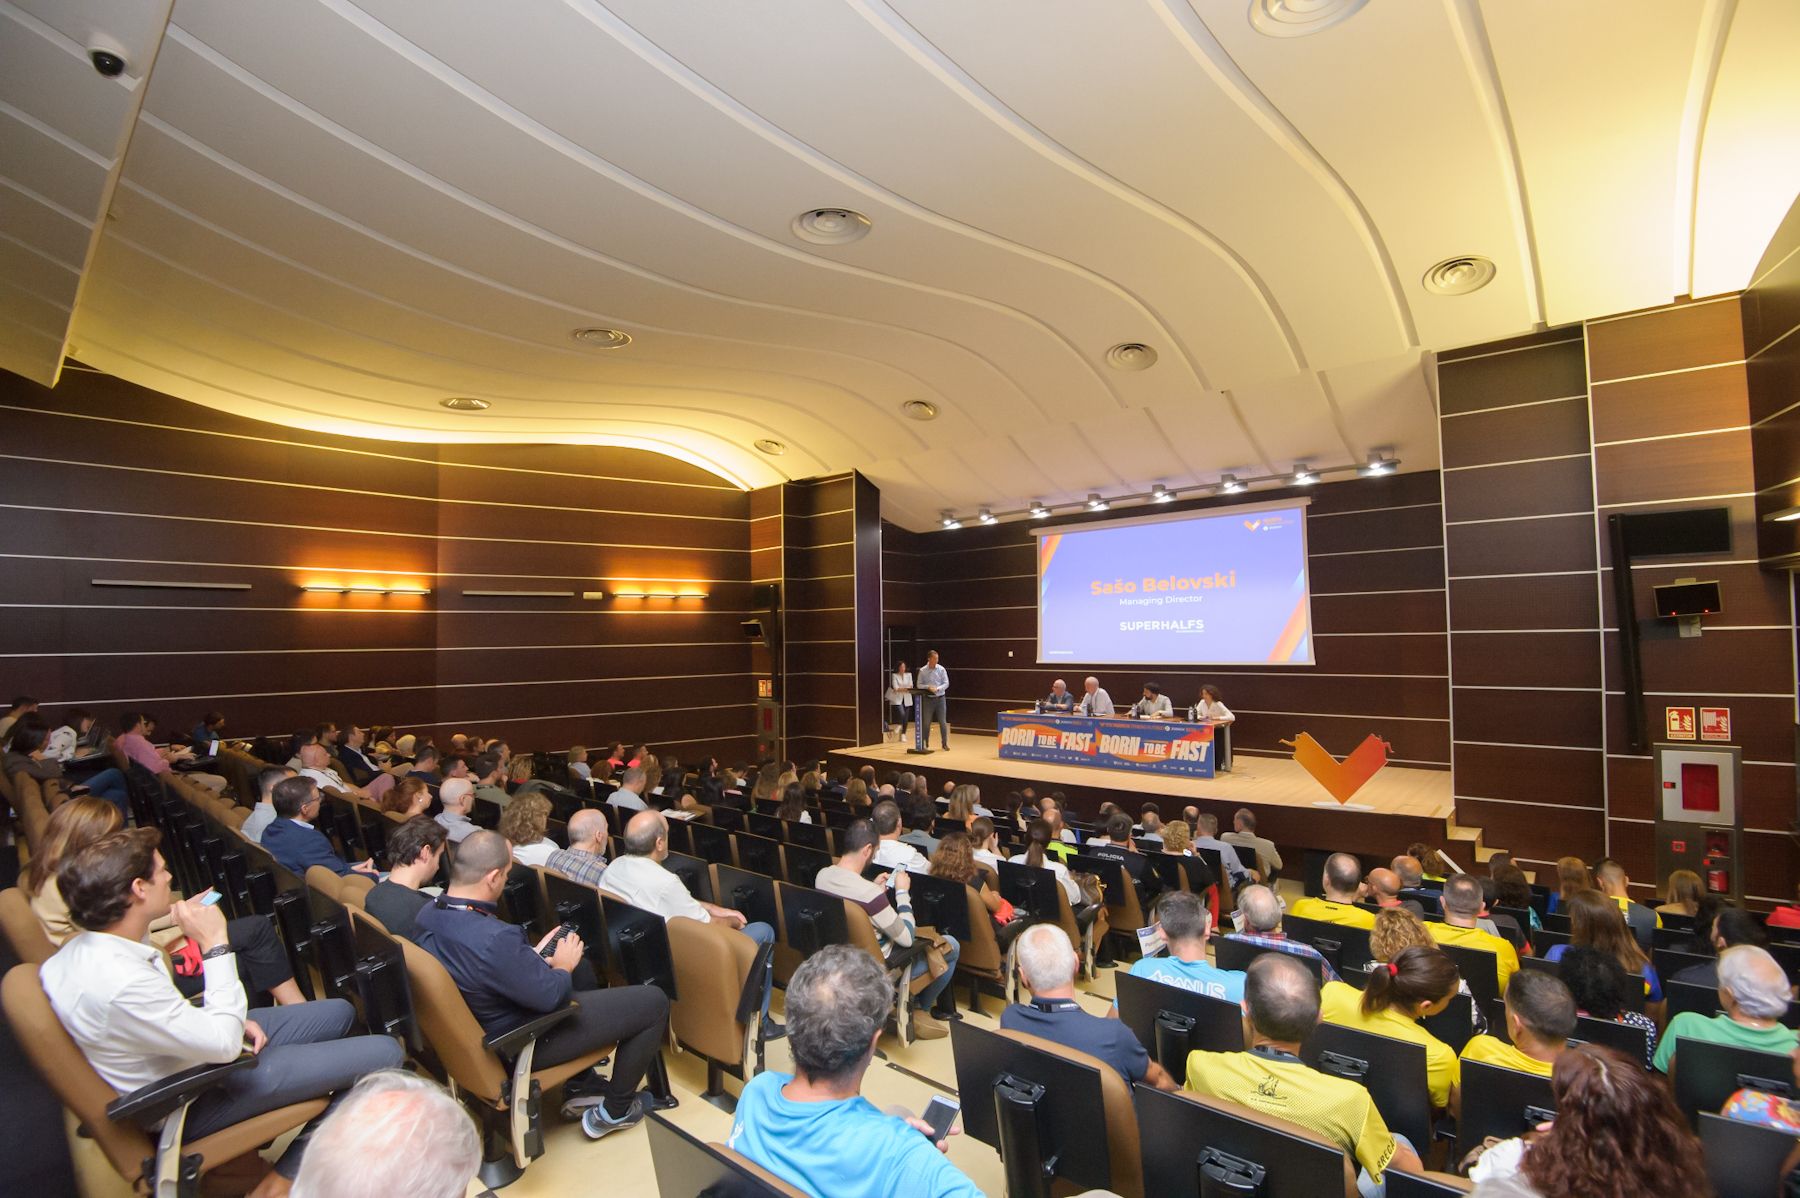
996, 711, 1215, 778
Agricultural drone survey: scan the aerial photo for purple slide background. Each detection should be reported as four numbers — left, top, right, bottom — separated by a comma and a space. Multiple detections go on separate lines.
1038, 507, 1312, 665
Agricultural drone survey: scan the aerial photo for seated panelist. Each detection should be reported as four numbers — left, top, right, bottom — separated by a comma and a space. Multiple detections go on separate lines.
1193, 683, 1234, 723
1130, 682, 1173, 720
1077, 676, 1114, 718
1041, 679, 1075, 713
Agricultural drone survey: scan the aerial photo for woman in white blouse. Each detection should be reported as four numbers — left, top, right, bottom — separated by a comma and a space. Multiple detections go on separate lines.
1195, 684, 1234, 723
885, 660, 914, 741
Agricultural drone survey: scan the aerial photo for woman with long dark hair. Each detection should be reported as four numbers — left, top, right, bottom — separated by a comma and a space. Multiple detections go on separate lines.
1545, 890, 1664, 1012
775, 781, 812, 824
1320, 943, 1462, 1111
1559, 946, 1658, 1068
1467, 1044, 1710, 1198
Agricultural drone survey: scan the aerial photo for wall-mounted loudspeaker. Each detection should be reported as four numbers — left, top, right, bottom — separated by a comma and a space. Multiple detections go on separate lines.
742, 618, 777, 651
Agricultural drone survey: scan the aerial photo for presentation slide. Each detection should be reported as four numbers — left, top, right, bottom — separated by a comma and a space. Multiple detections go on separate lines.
1036, 503, 1313, 666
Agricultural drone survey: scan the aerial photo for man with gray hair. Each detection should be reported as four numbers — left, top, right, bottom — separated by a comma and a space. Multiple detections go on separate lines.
727, 946, 980, 1197
1192, 811, 1256, 888
1653, 944, 1797, 1075
1078, 675, 1113, 718
1224, 806, 1283, 879
1221, 884, 1341, 982
544, 807, 609, 889
1000, 924, 1177, 1089
291, 1070, 479, 1198
608, 765, 650, 812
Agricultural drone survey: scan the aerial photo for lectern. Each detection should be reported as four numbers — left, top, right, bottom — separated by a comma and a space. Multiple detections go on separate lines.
909, 685, 937, 755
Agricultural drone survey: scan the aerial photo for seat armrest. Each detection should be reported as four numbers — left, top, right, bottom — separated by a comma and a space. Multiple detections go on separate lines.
482, 1004, 579, 1058
887, 942, 927, 974
106, 1055, 259, 1128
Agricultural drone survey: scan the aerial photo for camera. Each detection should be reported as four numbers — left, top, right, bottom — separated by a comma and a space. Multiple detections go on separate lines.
88, 40, 128, 78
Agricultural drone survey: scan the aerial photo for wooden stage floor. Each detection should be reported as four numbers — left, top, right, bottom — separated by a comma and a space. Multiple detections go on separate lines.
827, 739, 1470, 864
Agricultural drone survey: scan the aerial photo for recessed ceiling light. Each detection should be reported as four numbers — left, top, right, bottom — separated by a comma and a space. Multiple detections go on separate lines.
792, 208, 872, 245
571, 327, 633, 349
940, 511, 962, 529
902, 400, 939, 421
978, 508, 996, 525
440, 397, 490, 412
1362, 452, 1399, 477
753, 438, 786, 456
1105, 342, 1158, 371
1029, 501, 1050, 518
1087, 493, 1110, 511
1218, 474, 1245, 494
1151, 483, 1173, 503
1422, 256, 1497, 296
1250, 0, 1370, 38
1292, 463, 1318, 486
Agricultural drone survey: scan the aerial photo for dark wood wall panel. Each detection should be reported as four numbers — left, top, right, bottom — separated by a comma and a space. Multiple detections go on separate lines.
1453, 687, 1603, 749
1453, 797, 1606, 863
1586, 298, 1745, 382
1436, 333, 1587, 413
0, 366, 759, 764
1747, 197, 1800, 566
1440, 398, 1592, 466
1445, 519, 1597, 577
1448, 574, 1599, 631
1441, 457, 1595, 522
1593, 430, 1756, 508
1589, 363, 1753, 443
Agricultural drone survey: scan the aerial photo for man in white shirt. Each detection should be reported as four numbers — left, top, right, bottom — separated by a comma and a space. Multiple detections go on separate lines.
1079, 676, 1114, 718
1130, 683, 1174, 720
916, 649, 950, 749
608, 765, 651, 813
602, 811, 778, 1032
435, 778, 478, 843
41, 827, 402, 1194
871, 800, 930, 874
241, 765, 297, 845
297, 743, 372, 801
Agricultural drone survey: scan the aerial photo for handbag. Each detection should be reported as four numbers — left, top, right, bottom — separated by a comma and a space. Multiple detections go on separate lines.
1072, 871, 1105, 907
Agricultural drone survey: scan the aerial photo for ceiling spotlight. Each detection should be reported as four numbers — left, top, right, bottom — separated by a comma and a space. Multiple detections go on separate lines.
1422, 256, 1497, 296
978, 508, 997, 525
1087, 493, 1109, 511
439, 397, 490, 412
901, 400, 939, 421
1292, 464, 1318, 486
1105, 342, 1158, 371
571, 327, 633, 349
940, 511, 963, 530
1250, 0, 1370, 38
1762, 505, 1800, 523
753, 438, 786, 456
1029, 500, 1049, 518
1218, 474, 1245, 494
1362, 452, 1399, 477
792, 208, 872, 245
1151, 483, 1173, 503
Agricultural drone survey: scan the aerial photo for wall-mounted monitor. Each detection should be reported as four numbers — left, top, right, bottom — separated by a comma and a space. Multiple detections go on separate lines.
1652, 581, 1722, 618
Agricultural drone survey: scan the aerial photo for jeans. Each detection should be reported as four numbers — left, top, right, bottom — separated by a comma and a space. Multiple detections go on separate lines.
533, 984, 670, 1103
182, 998, 403, 1178
82, 767, 131, 816
920, 694, 950, 748
1359, 1132, 1416, 1198
909, 933, 960, 1012
740, 921, 776, 1020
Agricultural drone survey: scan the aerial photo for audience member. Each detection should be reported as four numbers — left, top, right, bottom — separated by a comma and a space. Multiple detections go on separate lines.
815, 820, 958, 1040
497, 792, 558, 867
380, 774, 432, 818
1547, 855, 1590, 914
898, 794, 940, 856
1161, 818, 1193, 856
1368, 907, 1484, 1033
1184, 953, 1423, 1196
1493, 866, 1541, 931
545, 808, 609, 888
362, 816, 445, 940
1654, 945, 1797, 1075
1558, 946, 1658, 1068
1003, 923, 1176, 1089
470, 752, 511, 808
1657, 868, 1705, 920
1593, 858, 1659, 948
726, 946, 981, 1198
116, 709, 227, 792
434, 777, 478, 843
1389, 855, 1438, 912
1467, 1044, 1707, 1197
296, 742, 371, 801
290, 1070, 481, 1198
967, 816, 1004, 872
1769, 882, 1800, 930
0, 694, 36, 740
1366, 868, 1424, 916
1192, 812, 1255, 888
241, 765, 297, 843
1406, 841, 1445, 881
412, 830, 668, 1136
42, 828, 402, 1194
1223, 807, 1282, 879
602, 811, 779, 1033
1224, 884, 1341, 982
1486, 851, 1514, 877
776, 781, 813, 825
1009, 819, 1096, 931
3, 716, 61, 784
1669, 906, 1767, 989
872, 800, 930, 874
1320, 945, 1461, 1110
609, 765, 650, 812
1426, 874, 1518, 992
1460, 970, 1576, 1081
1545, 890, 1661, 1006
928, 832, 1008, 931
1136, 808, 1164, 844
408, 745, 444, 786
1085, 812, 1151, 898
262, 777, 377, 878
1291, 852, 1376, 928
1116, 890, 1244, 1004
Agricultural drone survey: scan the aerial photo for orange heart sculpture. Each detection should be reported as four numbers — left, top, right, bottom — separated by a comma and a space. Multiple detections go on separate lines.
1280, 732, 1392, 805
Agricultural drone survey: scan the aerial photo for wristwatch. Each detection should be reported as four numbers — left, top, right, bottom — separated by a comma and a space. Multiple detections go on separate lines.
201, 944, 233, 961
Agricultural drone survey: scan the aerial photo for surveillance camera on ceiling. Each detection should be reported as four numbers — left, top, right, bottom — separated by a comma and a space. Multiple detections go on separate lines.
88, 37, 128, 78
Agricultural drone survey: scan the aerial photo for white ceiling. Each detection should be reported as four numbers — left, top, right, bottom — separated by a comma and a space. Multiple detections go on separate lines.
3, 0, 1797, 528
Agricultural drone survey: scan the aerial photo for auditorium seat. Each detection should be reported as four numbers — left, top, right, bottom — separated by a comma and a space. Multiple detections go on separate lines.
664, 913, 775, 1111
1671, 1039, 1797, 1123
1698, 1110, 1799, 1198
1456, 1059, 1555, 1159
1132, 1084, 1355, 1198
10, 773, 55, 858
646, 1110, 808, 1197
3, 962, 328, 1194
1301, 1021, 1434, 1150
0, 888, 55, 965
1385, 1170, 1474, 1196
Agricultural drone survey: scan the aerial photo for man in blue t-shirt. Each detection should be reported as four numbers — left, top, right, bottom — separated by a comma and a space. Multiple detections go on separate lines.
1114, 890, 1246, 1010
1001, 924, 1178, 1089
728, 946, 981, 1198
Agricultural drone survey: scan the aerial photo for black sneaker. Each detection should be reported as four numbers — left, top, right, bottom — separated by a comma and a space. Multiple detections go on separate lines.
759, 1016, 787, 1041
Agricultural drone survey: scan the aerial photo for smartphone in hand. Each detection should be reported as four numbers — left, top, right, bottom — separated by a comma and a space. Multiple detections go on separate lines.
539, 924, 575, 959
920, 1095, 959, 1144
198, 889, 224, 907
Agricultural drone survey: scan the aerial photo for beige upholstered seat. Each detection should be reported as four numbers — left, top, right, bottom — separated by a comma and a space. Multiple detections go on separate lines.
994, 1026, 1146, 1198
0, 887, 56, 966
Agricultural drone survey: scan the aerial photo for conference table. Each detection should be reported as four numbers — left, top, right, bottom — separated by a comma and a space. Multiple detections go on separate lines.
995, 709, 1230, 779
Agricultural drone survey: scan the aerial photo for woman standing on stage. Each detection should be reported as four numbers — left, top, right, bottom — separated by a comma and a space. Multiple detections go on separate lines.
886, 659, 914, 742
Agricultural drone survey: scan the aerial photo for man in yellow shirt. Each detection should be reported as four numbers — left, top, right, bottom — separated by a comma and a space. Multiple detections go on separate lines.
1186, 954, 1423, 1193
1459, 970, 1577, 1087
1426, 875, 1519, 994
1289, 853, 1377, 930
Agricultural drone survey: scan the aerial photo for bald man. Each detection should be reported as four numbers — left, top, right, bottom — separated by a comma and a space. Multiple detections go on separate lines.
1079, 677, 1115, 718
1042, 679, 1075, 713
1366, 868, 1424, 916
545, 807, 609, 889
